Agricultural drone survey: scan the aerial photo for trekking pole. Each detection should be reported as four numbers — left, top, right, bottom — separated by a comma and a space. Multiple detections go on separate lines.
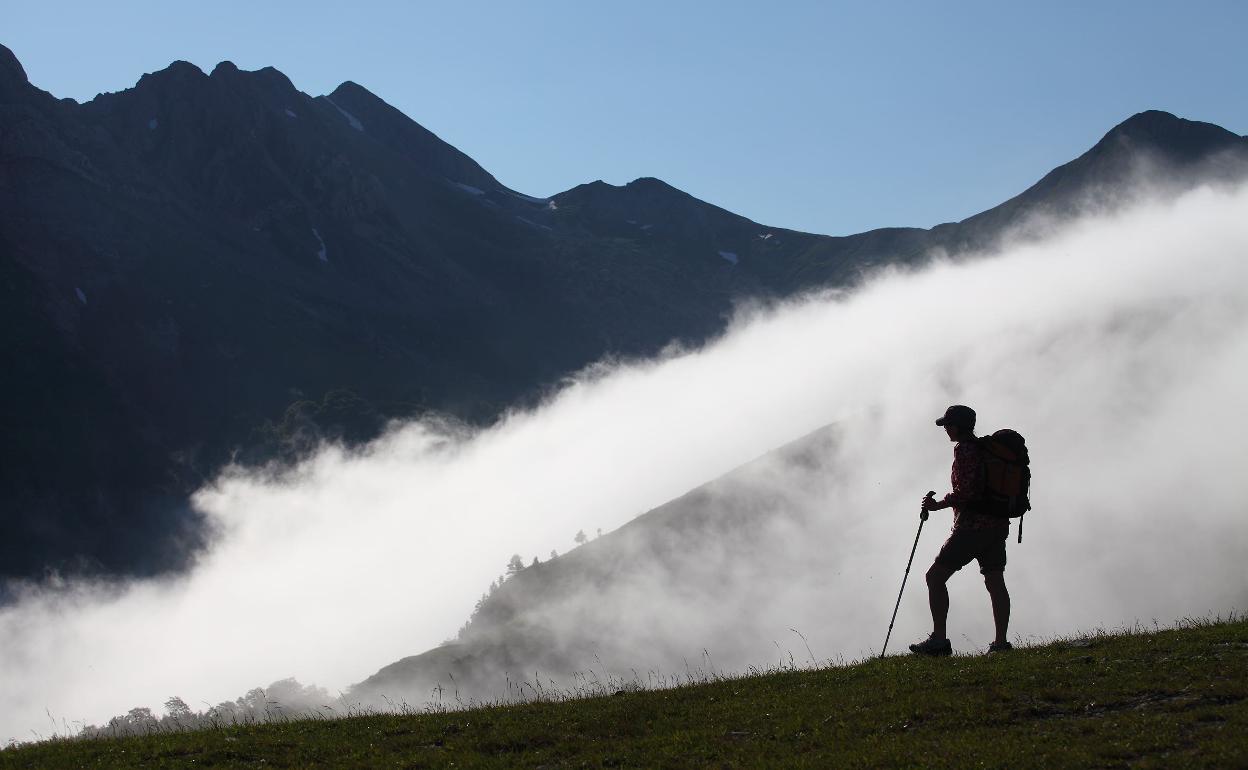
880, 491, 933, 659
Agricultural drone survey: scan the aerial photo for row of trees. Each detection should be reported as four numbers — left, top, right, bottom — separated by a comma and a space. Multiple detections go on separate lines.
505, 527, 603, 574
76, 680, 335, 739
456, 527, 604, 641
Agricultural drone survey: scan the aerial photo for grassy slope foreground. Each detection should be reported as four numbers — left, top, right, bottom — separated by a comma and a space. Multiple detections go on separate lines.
2, 618, 1245, 768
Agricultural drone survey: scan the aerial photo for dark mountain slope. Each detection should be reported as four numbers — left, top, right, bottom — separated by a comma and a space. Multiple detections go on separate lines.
2, 40, 1245, 584
321, 80, 503, 194
1, 50, 599, 579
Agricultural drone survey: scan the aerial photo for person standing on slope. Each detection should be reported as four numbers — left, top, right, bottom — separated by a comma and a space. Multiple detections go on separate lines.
909, 404, 1013, 656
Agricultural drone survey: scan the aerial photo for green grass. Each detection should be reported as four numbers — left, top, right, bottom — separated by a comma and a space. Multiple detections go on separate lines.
4, 617, 1246, 768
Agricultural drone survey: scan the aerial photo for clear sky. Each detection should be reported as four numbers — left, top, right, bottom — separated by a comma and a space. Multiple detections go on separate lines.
6, 1, 1246, 235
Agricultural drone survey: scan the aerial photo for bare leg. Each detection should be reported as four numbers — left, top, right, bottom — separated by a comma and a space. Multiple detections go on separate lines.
984, 571, 1010, 644
926, 563, 955, 639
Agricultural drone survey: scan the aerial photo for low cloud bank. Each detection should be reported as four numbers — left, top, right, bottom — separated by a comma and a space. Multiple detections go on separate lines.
3, 183, 1247, 742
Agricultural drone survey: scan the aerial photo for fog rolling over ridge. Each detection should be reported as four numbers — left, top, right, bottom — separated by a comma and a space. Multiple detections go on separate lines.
3, 183, 1248, 741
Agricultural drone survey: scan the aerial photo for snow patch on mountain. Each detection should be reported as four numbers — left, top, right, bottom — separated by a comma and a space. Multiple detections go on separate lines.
285, 109, 297, 118
454, 182, 485, 196
75, 287, 87, 305
718, 251, 739, 265
325, 98, 364, 132
312, 229, 328, 262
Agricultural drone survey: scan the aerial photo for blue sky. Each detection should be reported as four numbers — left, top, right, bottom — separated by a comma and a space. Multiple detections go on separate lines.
6, 1, 1246, 235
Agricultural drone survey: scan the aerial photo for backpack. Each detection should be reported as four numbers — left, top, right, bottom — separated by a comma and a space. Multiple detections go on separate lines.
977, 429, 1032, 542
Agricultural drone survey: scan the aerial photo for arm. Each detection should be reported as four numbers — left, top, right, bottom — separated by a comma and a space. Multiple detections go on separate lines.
924, 495, 952, 511
943, 443, 985, 510
921, 443, 985, 517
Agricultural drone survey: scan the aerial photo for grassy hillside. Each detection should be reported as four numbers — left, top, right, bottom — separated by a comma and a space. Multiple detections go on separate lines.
3, 617, 1245, 768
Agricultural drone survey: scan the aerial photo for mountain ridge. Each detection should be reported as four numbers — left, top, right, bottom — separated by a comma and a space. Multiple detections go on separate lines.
2, 42, 1246, 586
938, 109, 1248, 251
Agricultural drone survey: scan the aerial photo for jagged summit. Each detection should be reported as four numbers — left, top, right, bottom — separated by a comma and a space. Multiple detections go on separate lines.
135, 59, 208, 87
551, 174, 767, 251
206, 60, 303, 105
555, 174, 746, 215
572, 176, 683, 192
564, 176, 698, 197
128, 58, 306, 103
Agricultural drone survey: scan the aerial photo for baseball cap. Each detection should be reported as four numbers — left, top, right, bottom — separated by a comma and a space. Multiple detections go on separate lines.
935, 404, 976, 428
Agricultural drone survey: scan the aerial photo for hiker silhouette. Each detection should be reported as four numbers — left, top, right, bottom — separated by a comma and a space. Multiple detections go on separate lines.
910, 405, 1013, 656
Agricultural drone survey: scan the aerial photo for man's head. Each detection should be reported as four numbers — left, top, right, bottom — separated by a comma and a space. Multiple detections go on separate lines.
935, 404, 976, 441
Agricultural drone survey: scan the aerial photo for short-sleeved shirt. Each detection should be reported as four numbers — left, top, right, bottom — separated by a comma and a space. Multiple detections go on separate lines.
943, 440, 1008, 533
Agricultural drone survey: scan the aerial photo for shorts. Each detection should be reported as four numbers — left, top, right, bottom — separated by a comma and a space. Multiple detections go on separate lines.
935, 527, 1008, 574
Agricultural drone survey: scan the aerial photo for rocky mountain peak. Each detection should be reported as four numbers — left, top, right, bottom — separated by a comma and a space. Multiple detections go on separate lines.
626, 176, 679, 192
210, 60, 240, 76
328, 80, 371, 100
137, 59, 208, 87
123, 60, 211, 110
321, 79, 502, 191
552, 175, 758, 241
252, 66, 299, 93
0, 43, 28, 85
206, 60, 302, 107
0, 43, 31, 100
1098, 109, 1244, 160
128, 59, 304, 112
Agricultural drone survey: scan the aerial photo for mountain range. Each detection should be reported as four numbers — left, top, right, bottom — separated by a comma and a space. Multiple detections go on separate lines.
2, 41, 1247, 589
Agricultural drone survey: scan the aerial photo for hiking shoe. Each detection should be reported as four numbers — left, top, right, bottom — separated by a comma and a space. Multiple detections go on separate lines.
908, 636, 952, 656
988, 640, 1013, 653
